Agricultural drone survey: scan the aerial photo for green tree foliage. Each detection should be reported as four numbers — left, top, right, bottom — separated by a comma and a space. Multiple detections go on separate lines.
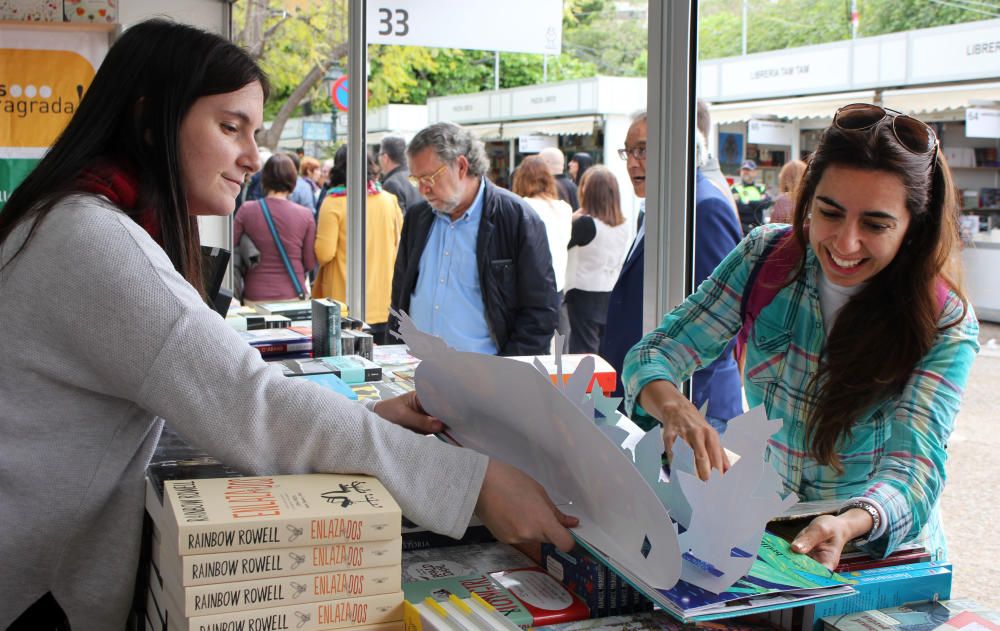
234, 0, 347, 148
366, 0, 645, 106
698, 0, 995, 60
858, 0, 994, 36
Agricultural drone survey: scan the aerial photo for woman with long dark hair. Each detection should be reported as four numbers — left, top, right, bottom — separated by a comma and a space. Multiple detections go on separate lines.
568, 152, 594, 186
0, 19, 574, 628
624, 104, 978, 569
564, 166, 630, 353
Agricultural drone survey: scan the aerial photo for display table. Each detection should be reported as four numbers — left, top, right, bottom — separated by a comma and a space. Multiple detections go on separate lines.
961, 239, 1000, 323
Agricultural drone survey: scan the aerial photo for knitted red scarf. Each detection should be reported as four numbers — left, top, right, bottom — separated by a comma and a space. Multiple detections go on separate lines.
75, 159, 163, 245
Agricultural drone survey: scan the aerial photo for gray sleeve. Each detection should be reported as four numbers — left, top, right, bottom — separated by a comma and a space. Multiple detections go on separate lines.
62, 202, 488, 538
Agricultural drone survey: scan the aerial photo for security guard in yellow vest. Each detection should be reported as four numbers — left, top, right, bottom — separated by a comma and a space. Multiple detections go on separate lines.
731, 159, 769, 234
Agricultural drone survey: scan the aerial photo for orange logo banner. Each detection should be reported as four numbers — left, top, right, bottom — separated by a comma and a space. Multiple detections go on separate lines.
0, 48, 96, 148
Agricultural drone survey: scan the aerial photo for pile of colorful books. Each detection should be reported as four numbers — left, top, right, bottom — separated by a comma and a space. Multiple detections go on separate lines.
143, 471, 405, 630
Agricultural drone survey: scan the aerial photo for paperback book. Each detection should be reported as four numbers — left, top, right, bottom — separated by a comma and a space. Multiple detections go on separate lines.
403, 573, 533, 628
351, 379, 412, 403
311, 298, 341, 357
787, 561, 952, 631
822, 597, 1000, 631
152, 523, 401, 587
254, 299, 320, 322
490, 567, 592, 627
147, 567, 404, 631
146, 473, 401, 555
279, 354, 382, 383
238, 328, 311, 356
402, 542, 534, 583
153, 560, 402, 616
581, 531, 855, 622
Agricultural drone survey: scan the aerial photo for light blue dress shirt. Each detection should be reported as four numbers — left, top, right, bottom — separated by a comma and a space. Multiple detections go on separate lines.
410, 178, 497, 354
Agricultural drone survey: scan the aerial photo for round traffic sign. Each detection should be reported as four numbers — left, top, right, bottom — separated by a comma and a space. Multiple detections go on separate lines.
331, 75, 349, 112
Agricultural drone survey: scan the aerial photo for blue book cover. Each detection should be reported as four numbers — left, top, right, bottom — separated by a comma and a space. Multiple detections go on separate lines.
578, 531, 856, 622
798, 563, 952, 631
300, 373, 358, 399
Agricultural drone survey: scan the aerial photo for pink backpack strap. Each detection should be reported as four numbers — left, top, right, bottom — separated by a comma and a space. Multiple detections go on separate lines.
934, 279, 949, 312
736, 227, 801, 361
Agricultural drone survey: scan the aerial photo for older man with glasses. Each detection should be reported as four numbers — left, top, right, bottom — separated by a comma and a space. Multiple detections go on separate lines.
600, 111, 743, 432
390, 122, 559, 356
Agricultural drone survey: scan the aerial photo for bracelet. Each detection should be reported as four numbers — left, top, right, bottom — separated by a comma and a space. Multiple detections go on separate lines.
839, 501, 881, 544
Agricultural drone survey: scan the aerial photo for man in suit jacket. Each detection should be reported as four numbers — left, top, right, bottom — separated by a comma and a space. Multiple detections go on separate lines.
378, 134, 422, 213
600, 113, 743, 432
600, 112, 648, 404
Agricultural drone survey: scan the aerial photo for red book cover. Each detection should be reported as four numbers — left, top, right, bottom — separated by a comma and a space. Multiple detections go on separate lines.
835, 549, 931, 573
489, 567, 590, 626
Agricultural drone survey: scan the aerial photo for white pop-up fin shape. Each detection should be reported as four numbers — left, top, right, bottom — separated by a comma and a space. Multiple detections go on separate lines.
398, 313, 682, 591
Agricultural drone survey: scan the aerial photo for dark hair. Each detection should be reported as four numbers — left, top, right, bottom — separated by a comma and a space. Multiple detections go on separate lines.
569, 152, 594, 185
0, 19, 269, 294
578, 166, 624, 227
408, 122, 489, 178
330, 145, 378, 186
286, 151, 301, 171
261, 154, 298, 194
789, 121, 965, 471
512, 156, 558, 200
379, 135, 407, 167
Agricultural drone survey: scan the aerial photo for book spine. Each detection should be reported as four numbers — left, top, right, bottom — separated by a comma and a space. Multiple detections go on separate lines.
341, 330, 357, 356
174, 591, 405, 631
312, 300, 341, 357
400, 524, 496, 551
364, 366, 382, 382
164, 516, 401, 555
170, 565, 402, 616
253, 341, 312, 355
164, 536, 402, 586
539, 544, 605, 617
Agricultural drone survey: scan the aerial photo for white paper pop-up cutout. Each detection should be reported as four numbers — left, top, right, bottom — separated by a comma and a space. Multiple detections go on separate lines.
397, 314, 796, 593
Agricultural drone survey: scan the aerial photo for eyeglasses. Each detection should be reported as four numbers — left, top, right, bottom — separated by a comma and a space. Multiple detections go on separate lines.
833, 103, 938, 156
415, 163, 449, 188
617, 146, 647, 161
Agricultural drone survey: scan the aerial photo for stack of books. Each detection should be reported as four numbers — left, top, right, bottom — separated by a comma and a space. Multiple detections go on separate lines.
143, 472, 405, 630
821, 598, 1000, 630
238, 328, 312, 360
401, 542, 591, 628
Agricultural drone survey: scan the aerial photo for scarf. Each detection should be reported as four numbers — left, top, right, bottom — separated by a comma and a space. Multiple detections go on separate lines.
75, 159, 163, 245
326, 180, 382, 198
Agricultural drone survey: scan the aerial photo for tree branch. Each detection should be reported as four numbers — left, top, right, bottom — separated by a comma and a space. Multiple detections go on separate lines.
255, 41, 349, 149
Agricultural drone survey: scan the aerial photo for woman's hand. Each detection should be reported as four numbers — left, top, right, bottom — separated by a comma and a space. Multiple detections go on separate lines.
791, 508, 874, 571
372, 392, 443, 435
638, 380, 729, 480
475, 459, 579, 552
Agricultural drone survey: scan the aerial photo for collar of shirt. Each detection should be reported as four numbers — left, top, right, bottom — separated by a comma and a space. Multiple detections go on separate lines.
626, 198, 646, 262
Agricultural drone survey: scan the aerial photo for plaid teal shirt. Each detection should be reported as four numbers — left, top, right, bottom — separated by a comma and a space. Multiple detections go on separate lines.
624, 224, 979, 560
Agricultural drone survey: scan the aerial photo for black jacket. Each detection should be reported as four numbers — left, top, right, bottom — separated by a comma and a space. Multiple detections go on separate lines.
390, 179, 558, 356
554, 173, 579, 210
381, 166, 421, 213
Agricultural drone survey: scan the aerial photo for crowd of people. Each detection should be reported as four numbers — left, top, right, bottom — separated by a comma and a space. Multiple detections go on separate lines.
0, 18, 981, 629
233, 122, 647, 358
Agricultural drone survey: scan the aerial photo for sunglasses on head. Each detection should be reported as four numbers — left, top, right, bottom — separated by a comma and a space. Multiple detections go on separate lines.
833, 103, 938, 156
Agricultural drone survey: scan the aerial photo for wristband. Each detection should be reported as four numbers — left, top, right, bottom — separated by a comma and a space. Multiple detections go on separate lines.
838, 500, 881, 544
